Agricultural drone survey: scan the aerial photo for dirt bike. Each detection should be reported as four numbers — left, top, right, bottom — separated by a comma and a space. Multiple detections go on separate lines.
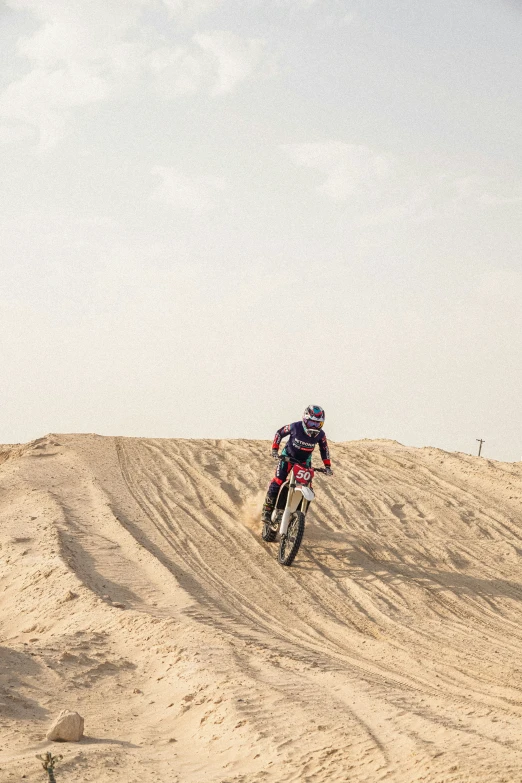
262, 456, 329, 566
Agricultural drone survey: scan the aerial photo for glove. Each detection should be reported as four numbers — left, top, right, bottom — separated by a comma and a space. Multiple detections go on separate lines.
324, 466, 333, 476
272, 450, 280, 461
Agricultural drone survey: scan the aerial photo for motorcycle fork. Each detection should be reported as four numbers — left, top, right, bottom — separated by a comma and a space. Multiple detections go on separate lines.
279, 472, 309, 536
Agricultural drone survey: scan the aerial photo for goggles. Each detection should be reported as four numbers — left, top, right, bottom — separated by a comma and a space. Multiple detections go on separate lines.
305, 419, 323, 430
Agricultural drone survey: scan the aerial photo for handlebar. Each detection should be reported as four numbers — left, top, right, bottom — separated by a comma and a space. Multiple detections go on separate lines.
277, 455, 329, 474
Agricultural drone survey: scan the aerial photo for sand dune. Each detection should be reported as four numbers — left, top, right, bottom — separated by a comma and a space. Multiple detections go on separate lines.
2, 434, 522, 782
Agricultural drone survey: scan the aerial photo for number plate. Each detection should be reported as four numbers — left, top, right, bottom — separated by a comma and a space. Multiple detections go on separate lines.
293, 465, 314, 484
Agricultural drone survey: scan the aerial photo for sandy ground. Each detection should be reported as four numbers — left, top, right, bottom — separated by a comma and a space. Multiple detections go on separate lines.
2, 434, 522, 782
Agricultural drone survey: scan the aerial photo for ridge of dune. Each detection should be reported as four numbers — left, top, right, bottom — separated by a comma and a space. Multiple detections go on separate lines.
2, 434, 522, 782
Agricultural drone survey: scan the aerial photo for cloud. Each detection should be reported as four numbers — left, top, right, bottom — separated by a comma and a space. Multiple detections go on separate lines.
148, 31, 269, 97
1, 1, 272, 146
283, 140, 522, 223
151, 166, 227, 211
1, 0, 147, 145
162, 0, 223, 18
273, 0, 356, 25
147, 45, 206, 96
421, 174, 522, 215
0, 65, 112, 147
479, 193, 522, 205
276, 0, 317, 7
0, 123, 34, 145
193, 31, 268, 94
283, 141, 390, 200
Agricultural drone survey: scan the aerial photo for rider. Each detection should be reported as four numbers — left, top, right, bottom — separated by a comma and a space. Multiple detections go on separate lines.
261, 405, 333, 523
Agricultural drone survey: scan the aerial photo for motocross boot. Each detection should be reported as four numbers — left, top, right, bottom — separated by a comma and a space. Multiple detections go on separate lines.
261, 495, 275, 523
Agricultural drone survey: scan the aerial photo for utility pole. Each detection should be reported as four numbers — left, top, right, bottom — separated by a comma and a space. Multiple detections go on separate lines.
476, 439, 485, 457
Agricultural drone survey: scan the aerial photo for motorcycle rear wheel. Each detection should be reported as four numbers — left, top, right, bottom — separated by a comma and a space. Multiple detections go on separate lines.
278, 511, 305, 566
262, 519, 277, 542
262, 509, 282, 542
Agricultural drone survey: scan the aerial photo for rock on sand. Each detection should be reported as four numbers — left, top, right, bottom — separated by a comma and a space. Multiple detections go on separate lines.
46, 710, 85, 742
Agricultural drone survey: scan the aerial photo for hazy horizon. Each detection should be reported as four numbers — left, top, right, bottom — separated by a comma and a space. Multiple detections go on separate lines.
2, 0, 521, 462
1, 430, 510, 466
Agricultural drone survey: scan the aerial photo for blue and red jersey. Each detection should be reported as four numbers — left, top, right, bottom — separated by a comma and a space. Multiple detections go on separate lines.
272, 422, 331, 467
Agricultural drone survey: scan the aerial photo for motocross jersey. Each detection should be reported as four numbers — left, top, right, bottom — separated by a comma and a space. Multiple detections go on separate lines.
272, 422, 331, 467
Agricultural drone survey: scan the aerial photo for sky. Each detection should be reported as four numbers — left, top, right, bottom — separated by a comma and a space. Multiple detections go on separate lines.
1, 0, 521, 461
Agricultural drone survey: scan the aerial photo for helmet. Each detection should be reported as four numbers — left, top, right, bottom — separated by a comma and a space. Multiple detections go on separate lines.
302, 405, 325, 437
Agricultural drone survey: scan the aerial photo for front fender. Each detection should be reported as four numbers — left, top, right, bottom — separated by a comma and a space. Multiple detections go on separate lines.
297, 485, 314, 502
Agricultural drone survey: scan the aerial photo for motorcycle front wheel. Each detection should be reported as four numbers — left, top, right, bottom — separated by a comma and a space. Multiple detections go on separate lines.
278, 511, 305, 566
